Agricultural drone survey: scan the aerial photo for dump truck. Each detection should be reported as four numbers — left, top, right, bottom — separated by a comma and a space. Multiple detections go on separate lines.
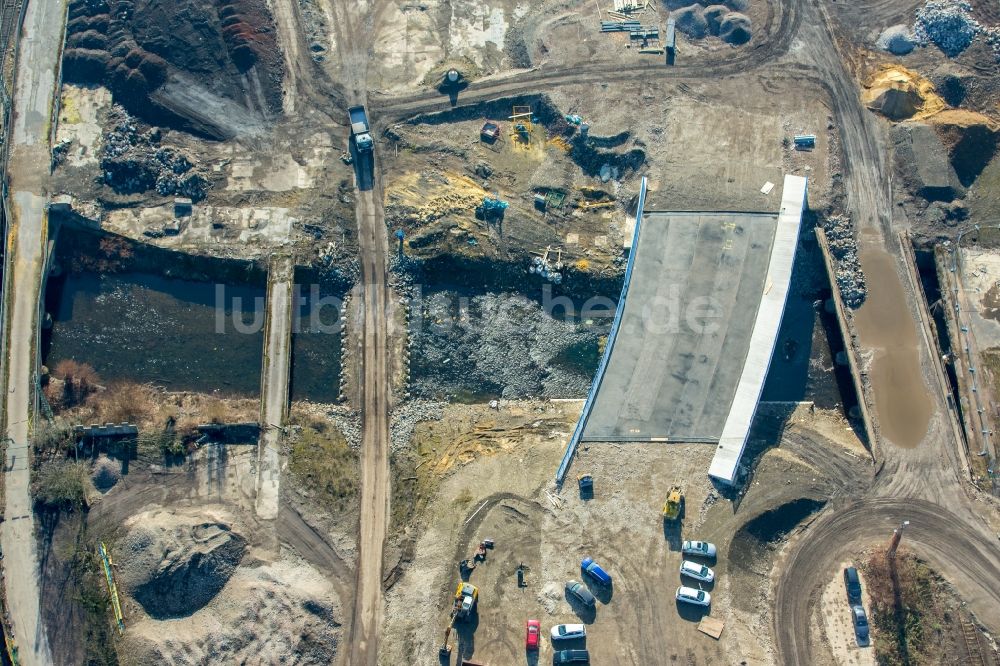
348, 105, 373, 152
662, 485, 683, 521
454, 582, 478, 618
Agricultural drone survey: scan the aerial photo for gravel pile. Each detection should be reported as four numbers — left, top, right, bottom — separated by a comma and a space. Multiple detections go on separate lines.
823, 215, 867, 308
116, 508, 246, 619
913, 1, 979, 57
123, 555, 341, 665
408, 290, 608, 400
673, 4, 710, 38
101, 105, 209, 200
719, 12, 752, 44
91, 454, 121, 492
671, 3, 752, 42
876, 24, 918, 54
389, 400, 445, 453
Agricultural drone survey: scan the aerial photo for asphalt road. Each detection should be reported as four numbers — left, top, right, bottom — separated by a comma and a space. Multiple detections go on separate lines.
0, 0, 66, 664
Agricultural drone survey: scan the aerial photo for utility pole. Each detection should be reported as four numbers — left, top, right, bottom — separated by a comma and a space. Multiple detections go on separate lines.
888, 520, 910, 663
887, 519, 910, 561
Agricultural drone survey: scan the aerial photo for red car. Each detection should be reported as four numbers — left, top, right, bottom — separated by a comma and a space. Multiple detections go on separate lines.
525, 619, 541, 650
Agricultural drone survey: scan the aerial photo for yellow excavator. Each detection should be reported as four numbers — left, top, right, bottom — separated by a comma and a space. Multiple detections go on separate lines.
662, 485, 684, 521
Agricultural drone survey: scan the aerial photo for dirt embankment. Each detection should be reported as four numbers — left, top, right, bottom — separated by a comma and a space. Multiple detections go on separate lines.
63, 0, 284, 138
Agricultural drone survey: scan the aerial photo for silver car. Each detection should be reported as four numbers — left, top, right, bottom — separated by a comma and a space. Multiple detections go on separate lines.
681, 540, 717, 558
550, 623, 586, 641
676, 585, 711, 607
680, 560, 715, 583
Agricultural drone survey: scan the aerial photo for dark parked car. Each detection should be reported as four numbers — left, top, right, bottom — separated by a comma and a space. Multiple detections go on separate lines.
851, 605, 870, 644
565, 580, 596, 608
554, 648, 590, 664
844, 566, 862, 603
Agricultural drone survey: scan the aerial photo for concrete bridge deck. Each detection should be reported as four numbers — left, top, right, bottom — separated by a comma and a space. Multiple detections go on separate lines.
256, 255, 294, 519
557, 175, 807, 486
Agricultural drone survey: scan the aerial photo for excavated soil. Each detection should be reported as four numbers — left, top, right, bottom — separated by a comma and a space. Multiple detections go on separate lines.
63, 0, 283, 138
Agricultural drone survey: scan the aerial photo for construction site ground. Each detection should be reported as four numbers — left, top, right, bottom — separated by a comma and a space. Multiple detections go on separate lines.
382, 400, 869, 665
10, 0, 1000, 663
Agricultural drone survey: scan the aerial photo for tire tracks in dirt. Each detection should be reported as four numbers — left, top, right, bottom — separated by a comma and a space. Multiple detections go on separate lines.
375, 0, 803, 120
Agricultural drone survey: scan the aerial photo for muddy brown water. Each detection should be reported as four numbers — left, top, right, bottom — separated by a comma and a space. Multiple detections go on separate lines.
853, 248, 932, 448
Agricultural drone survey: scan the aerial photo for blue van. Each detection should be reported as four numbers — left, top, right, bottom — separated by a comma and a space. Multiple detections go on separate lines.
581, 557, 612, 586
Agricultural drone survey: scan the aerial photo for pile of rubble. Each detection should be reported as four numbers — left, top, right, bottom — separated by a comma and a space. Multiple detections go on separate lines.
101, 106, 209, 201
389, 400, 445, 453
408, 291, 607, 400
914, 1, 979, 56
823, 215, 867, 308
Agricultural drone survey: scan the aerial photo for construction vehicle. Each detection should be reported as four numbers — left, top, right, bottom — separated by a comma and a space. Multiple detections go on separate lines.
348, 105, 373, 153
662, 485, 684, 521
480, 121, 501, 143
454, 582, 478, 618
439, 622, 454, 660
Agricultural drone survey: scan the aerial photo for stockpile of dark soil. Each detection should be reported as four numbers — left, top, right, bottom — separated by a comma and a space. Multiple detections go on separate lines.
63, 0, 283, 137
116, 510, 247, 619
930, 63, 971, 106
891, 121, 965, 201
667, 0, 752, 43
929, 109, 999, 186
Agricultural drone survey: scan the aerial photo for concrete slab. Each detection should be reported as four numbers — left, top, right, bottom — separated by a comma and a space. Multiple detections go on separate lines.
581, 211, 779, 443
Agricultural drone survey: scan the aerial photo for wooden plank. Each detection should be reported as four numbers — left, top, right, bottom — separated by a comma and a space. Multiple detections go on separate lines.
698, 616, 724, 639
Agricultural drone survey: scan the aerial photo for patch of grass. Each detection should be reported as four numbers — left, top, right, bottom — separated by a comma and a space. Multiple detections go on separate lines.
32, 460, 91, 510
287, 416, 359, 514
33, 419, 77, 454
861, 548, 949, 665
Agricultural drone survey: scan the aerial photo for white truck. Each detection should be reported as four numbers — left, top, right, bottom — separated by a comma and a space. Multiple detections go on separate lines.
349, 105, 373, 153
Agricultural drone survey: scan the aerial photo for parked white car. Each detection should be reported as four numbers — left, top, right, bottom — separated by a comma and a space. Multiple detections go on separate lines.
680, 560, 715, 583
550, 624, 587, 641
676, 585, 711, 607
681, 540, 717, 558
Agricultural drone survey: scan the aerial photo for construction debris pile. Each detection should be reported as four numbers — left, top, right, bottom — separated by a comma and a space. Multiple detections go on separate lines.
101, 106, 209, 201
907, 0, 1000, 59
823, 215, 867, 308
408, 291, 610, 400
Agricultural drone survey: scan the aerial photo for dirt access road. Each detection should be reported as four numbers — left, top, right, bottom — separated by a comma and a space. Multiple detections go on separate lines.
774, 0, 1000, 662
315, 0, 397, 663
0, 0, 66, 664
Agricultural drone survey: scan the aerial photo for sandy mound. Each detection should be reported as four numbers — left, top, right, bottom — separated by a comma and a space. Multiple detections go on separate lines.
673, 5, 709, 39
719, 12, 752, 44
876, 24, 917, 55
928, 109, 1000, 186
121, 557, 342, 666
116, 507, 247, 619
863, 65, 946, 121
